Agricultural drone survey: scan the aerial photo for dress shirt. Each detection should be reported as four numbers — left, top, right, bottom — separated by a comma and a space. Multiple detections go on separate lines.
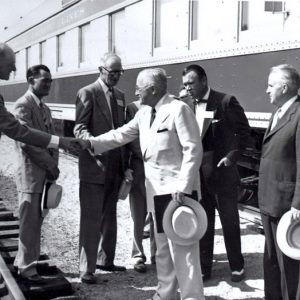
98, 77, 116, 128
27, 90, 59, 148
271, 95, 298, 130
195, 87, 210, 135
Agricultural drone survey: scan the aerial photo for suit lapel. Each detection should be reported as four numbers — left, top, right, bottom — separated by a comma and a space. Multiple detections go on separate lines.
94, 81, 113, 128
263, 98, 300, 143
201, 90, 217, 139
25, 92, 46, 131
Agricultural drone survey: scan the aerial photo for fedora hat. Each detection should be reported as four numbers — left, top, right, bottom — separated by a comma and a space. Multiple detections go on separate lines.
163, 196, 207, 246
41, 181, 62, 215
276, 210, 300, 260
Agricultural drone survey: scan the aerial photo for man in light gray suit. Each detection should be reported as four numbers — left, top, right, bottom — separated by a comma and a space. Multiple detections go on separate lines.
13, 65, 59, 283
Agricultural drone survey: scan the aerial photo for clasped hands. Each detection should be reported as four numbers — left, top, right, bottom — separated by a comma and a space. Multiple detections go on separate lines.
58, 137, 91, 152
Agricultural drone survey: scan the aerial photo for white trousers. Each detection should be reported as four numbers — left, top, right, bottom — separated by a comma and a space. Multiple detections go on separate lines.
153, 215, 205, 300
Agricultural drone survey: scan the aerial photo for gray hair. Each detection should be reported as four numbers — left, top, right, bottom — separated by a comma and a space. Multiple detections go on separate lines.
270, 64, 300, 92
99, 52, 122, 67
138, 68, 167, 91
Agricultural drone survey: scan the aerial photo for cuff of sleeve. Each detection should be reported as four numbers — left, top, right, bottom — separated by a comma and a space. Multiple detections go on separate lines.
47, 135, 59, 149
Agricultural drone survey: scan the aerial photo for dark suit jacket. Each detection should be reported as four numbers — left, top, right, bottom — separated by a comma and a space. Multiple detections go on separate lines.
0, 94, 51, 147
13, 91, 59, 193
74, 80, 126, 184
201, 89, 251, 192
258, 97, 300, 217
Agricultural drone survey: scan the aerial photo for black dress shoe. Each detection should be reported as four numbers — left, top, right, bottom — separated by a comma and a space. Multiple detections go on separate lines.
81, 272, 96, 284
134, 261, 147, 273
231, 269, 245, 282
97, 265, 126, 272
20, 274, 45, 284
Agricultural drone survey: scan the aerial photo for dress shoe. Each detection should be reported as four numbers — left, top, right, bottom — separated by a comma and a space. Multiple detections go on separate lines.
231, 268, 245, 282
81, 272, 97, 284
20, 274, 45, 284
134, 261, 147, 273
97, 264, 126, 272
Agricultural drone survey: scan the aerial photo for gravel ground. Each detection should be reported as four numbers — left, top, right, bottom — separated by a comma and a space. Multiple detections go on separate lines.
0, 135, 265, 300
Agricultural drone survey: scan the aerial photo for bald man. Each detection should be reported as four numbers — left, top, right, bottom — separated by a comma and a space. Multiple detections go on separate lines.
0, 42, 85, 150
74, 53, 127, 283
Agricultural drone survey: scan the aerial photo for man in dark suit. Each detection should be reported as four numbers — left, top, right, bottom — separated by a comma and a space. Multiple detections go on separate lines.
125, 100, 156, 273
0, 42, 85, 151
182, 64, 251, 282
13, 65, 59, 283
259, 64, 300, 300
74, 53, 127, 284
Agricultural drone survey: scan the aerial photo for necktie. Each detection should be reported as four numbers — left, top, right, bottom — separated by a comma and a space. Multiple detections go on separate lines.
109, 88, 119, 128
39, 102, 50, 133
150, 107, 156, 127
194, 98, 208, 104
270, 107, 282, 130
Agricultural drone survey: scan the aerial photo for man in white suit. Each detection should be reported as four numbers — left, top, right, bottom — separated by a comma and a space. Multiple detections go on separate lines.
88, 68, 204, 300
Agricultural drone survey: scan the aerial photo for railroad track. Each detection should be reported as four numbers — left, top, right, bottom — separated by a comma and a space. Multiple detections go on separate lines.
0, 198, 76, 300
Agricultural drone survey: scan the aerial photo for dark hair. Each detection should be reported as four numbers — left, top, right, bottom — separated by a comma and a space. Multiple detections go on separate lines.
182, 64, 207, 80
26, 64, 51, 81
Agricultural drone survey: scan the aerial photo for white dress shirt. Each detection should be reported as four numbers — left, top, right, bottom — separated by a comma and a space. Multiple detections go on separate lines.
195, 87, 210, 135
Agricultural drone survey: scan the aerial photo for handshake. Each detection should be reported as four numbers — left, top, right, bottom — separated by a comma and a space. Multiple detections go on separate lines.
58, 137, 91, 152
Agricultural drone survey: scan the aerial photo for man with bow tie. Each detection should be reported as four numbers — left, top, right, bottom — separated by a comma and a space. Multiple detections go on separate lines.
182, 64, 251, 282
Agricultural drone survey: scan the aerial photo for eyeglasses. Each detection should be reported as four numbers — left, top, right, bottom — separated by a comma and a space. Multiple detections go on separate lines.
100, 66, 124, 76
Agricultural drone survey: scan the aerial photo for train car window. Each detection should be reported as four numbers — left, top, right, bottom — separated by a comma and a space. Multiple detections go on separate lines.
26, 46, 34, 70
241, 1, 249, 31
57, 33, 66, 69
264, 1, 283, 12
110, 9, 126, 56
79, 23, 91, 65
191, 0, 199, 41
154, 0, 188, 51
39, 41, 46, 64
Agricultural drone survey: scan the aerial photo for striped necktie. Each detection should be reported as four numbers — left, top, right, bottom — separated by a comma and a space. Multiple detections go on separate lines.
150, 107, 156, 127
109, 88, 119, 128
39, 102, 50, 133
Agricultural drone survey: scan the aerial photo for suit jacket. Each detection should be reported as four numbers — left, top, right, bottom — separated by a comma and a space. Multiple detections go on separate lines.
258, 97, 300, 217
74, 80, 126, 184
0, 94, 51, 147
200, 89, 251, 192
90, 94, 202, 212
13, 91, 58, 193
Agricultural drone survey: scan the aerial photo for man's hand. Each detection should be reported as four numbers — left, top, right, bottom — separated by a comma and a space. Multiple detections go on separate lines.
46, 166, 60, 181
59, 137, 91, 152
290, 207, 300, 222
124, 169, 133, 182
217, 157, 233, 168
172, 191, 185, 205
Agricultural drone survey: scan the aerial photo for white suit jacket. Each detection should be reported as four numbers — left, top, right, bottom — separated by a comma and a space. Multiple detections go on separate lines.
91, 94, 202, 211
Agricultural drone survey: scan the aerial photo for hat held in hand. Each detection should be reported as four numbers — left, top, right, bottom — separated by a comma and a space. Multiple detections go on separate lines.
277, 210, 300, 260
163, 196, 207, 246
41, 181, 62, 214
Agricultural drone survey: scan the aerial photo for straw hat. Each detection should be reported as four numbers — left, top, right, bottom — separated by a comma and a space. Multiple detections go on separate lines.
276, 210, 300, 260
163, 196, 207, 246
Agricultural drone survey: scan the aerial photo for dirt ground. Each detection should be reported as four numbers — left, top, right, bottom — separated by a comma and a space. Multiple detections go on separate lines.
0, 135, 265, 300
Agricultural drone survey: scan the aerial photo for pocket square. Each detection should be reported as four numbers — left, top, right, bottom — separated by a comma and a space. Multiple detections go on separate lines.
212, 119, 221, 123
157, 128, 168, 133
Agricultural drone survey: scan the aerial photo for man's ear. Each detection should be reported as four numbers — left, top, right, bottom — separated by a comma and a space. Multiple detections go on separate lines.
28, 76, 35, 85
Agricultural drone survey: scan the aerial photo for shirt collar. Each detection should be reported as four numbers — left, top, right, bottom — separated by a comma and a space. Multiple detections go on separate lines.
98, 77, 110, 94
154, 93, 168, 112
278, 95, 298, 116
27, 90, 42, 106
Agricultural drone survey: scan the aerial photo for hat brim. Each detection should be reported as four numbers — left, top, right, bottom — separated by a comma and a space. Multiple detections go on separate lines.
41, 181, 62, 213
277, 210, 300, 260
163, 196, 207, 246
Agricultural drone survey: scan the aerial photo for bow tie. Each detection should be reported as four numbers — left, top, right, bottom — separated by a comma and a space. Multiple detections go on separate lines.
194, 98, 208, 104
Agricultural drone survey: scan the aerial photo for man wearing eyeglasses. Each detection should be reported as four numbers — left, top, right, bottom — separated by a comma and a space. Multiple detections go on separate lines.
74, 53, 127, 284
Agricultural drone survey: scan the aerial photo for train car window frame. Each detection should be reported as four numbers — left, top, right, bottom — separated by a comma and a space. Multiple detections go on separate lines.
79, 22, 91, 67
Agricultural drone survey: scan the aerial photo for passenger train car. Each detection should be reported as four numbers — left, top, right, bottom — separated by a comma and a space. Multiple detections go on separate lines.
1, 0, 300, 225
